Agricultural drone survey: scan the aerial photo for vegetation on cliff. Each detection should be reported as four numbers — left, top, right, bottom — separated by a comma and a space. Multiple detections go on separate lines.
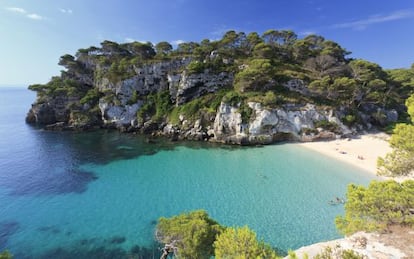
378, 94, 414, 176
155, 210, 279, 258
0, 251, 12, 259
335, 180, 414, 235
26, 29, 414, 136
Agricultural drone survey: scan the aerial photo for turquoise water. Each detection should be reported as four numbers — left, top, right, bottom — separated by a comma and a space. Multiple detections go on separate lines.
0, 87, 378, 258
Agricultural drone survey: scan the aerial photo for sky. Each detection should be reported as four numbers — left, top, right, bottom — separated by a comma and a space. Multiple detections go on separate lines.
1, 0, 414, 85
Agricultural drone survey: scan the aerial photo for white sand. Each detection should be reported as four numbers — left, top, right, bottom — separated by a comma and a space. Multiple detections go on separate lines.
296, 133, 392, 176
288, 133, 414, 258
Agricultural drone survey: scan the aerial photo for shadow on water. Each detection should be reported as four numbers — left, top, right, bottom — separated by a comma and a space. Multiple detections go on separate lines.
1, 126, 249, 197
62, 129, 248, 165
16, 238, 162, 259
7, 168, 97, 196
0, 221, 19, 250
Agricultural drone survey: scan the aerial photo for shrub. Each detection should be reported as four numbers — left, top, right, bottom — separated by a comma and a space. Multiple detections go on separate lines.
335, 180, 414, 235
214, 226, 278, 259
314, 120, 339, 132
80, 88, 101, 105
156, 210, 224, 259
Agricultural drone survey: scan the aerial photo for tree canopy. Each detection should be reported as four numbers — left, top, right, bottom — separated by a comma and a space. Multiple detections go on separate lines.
27, 29, 414, 133
377, 94, 414, 176
155, 210, 279, 259
214, 226, 278, 259
335, 180, 414, 235
0, 251, 12, 259
155, 210, 224, 259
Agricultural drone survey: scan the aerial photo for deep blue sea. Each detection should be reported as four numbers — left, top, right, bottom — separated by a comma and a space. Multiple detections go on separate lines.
0, 87, 378, 258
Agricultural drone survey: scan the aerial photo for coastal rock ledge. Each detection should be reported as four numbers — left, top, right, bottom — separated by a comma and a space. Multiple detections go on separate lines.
26, 39, 400, 145
288, 227, 414, 259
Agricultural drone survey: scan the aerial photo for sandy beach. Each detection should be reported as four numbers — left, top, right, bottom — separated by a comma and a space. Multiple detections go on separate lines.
290, 133, 414, 259
297, 133, 392, 176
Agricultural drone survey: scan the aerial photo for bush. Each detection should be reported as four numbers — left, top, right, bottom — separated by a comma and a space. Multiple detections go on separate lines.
239, 101, 253, 123
314, 120, 339, 132
263, 91, 277, 106
222, 91, 243, 106
214, 226, 278, 259
156, 211, 278, 259
335, 180, 414, 235
342, 114, 357, 126
137, 91, 172, 122
0, 250, 12, 259
156, 210, 224, 259
187, 60, 205, 74
80, 88, 101, 105
314, 246, 363, 259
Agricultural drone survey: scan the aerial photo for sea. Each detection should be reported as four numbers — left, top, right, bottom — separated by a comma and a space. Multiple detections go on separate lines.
0, 86, 377, 258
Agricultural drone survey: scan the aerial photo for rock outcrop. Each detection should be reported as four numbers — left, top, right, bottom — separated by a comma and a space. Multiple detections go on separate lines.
288, 229, 412, 259
26, 54, 397, 145
212, 102, 348, 145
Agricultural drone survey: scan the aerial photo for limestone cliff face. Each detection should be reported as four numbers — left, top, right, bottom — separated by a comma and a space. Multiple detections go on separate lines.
174, 71, 233, 104
92, 59, 232, 128
26, 56, 395, 144
211, 102, 351, 145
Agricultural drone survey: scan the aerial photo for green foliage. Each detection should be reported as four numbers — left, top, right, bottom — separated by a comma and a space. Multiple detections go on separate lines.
222, 91, 243, 106
263, 91, 277, 106
335, 180, 414, 235
187, 60, 205, 74
234, 58, 275, 92
314, 120, 339, 132
186, 58, 229, 75
124, 41, 156, 59
29, 28, 413, 133
156, 210, 224, 259
308, 76, 332, 96
407, 94, 414, 121
107, 58, 135, 82
377, 123, 414, 176
342, 114, 357, 126
386, 66, 414, 98
239, 102, 253, 123
378, 94, 414, 176
127, 91, 139, 105
137, 91, 172, 122
28, 77, 86, 102
313, 246, 363, 259
155, 41, 173, 56
169, 91, 226, 124
80, 88, 101, 105
214, 226, 279, 259
69, 109, 100, 127
175, 98, 202, 120
0, 250, 12, 259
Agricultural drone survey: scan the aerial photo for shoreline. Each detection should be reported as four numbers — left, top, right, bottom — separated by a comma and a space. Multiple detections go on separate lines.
295, 133, 392, 177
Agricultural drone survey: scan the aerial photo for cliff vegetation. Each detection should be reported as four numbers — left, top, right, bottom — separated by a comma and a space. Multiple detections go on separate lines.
26, 30, 414, 145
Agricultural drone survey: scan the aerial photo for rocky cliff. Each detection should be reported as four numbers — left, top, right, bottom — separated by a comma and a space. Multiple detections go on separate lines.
26, 35, 402, 145
26, 59, 349, 144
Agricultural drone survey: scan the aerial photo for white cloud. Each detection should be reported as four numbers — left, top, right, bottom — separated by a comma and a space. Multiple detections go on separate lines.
26, 13, 44, 20
124, 38, 147, 43
332, 10, 413, 30
172, 40, 185, 45
299, 31, 316, 36
5, 7, 27, 13
5, 6, 45, 21
125, 38, 136, 43
59, 8, 73, 14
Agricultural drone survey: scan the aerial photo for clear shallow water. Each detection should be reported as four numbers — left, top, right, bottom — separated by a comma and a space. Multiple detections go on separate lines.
0, 87, 378, 258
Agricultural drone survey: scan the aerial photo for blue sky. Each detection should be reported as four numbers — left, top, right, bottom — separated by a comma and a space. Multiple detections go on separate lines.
1, 0, 413, 85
